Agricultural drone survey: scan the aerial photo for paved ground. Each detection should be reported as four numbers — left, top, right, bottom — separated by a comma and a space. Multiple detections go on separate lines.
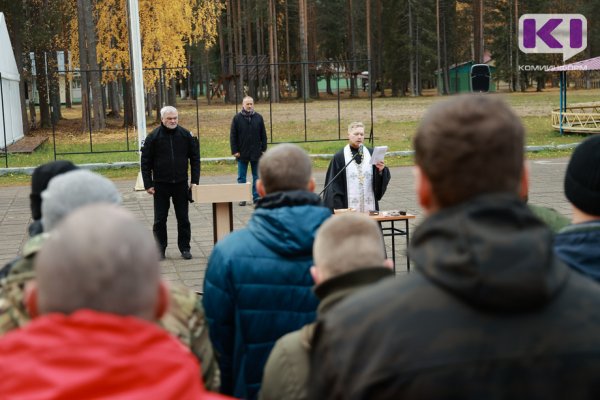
0, 158, 571, 292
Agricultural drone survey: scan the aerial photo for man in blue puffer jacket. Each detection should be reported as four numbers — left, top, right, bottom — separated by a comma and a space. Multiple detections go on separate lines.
203, 144, 331, 400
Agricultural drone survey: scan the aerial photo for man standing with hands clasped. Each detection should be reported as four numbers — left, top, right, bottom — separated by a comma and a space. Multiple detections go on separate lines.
230, 96, 267, 206
141, 106, 200, 260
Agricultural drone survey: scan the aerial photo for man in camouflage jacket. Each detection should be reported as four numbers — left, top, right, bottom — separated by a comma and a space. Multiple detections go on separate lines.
0, 168, 219, 391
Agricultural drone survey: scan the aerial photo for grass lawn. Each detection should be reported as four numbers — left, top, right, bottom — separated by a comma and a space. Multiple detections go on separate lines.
0, 88, 596, 186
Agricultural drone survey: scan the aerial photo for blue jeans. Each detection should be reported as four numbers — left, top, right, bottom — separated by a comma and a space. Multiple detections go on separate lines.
237, 159, 259, 202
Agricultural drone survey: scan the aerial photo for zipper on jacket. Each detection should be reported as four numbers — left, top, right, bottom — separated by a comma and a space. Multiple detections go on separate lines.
169, 134, 176, 183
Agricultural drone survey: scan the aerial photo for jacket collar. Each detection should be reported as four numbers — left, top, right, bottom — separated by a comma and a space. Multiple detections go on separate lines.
255, 190, 323, 209
299, 267, 393, 351
314, 267, 394, 315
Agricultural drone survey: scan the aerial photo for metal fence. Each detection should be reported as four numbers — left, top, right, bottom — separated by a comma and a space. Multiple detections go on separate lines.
1, 57, 373, 169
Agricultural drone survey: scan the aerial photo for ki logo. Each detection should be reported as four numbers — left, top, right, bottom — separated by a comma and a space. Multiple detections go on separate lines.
519, 14, 587, 61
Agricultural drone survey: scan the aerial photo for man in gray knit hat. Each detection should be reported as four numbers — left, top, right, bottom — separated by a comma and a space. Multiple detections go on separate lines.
0, 170, 122, 334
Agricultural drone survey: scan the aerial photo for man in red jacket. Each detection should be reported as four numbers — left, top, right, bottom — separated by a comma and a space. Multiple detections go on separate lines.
0, 204, 227, 400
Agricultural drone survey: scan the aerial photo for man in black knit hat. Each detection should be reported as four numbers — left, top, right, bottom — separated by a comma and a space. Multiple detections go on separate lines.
554, 135, 600, 281
28, 160, 78, 236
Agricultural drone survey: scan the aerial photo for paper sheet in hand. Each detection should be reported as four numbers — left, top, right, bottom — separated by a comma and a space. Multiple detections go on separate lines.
370, 146, 388, 165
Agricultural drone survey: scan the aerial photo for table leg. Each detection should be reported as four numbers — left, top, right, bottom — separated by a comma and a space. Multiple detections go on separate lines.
405, 219, 410, 272
391, 220, 396, 273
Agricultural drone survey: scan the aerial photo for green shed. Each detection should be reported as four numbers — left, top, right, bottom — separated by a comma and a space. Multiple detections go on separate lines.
436, 61, 496, 94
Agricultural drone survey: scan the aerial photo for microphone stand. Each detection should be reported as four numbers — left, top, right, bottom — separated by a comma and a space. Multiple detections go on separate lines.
319, 146, 363, 198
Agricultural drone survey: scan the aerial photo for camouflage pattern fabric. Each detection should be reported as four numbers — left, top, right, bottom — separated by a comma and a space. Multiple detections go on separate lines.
0, 234, 47, 334
160, 284, 220, 391
0, 234, 220, 392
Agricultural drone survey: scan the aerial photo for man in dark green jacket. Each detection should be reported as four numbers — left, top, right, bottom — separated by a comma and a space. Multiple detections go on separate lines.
259, 213, 393, 400
310, 95, 600, 400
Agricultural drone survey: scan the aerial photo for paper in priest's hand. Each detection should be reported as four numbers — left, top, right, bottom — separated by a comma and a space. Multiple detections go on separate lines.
370, 146, 388, 165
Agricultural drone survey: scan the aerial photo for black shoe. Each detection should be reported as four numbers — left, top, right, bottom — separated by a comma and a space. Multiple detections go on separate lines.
181, 251, 192, 260
160, 252, 166, 261
239, 201, 246, 206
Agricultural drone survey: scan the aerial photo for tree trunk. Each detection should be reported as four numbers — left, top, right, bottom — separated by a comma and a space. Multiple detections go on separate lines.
78, 0, 105, 130
442, 3, 450, 94
366, 0, 371, 98
285, 0, 291, 98
122, 78, 133, 127
308, 1, 318, 98
408, 1, 415, 96
244, 10, 255, 99
226, 0, 235, 103
64, 74, 72, 108
376, 0, 385, 97
298, 0, 310, 100
348, 0, 357, 97
77, 0, 90, 132
473, 0, 483, 63
168, 77, 177, 105
34, 52, 51, 128
268, 0, 280, 102
48, 51, 62, 124
218, 12, 226, 102
107, 80, 121, 118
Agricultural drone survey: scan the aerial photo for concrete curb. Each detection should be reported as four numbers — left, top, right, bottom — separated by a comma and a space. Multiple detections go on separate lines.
0, 143, 580, 176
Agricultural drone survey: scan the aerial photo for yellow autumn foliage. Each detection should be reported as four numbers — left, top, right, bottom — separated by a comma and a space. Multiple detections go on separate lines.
71, 0, 222, 87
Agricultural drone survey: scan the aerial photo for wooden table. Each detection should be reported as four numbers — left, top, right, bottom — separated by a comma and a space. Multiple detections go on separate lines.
334, 210, 416, 273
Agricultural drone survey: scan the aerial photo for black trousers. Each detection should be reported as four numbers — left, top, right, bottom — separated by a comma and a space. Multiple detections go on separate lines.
153, 181, 191, 253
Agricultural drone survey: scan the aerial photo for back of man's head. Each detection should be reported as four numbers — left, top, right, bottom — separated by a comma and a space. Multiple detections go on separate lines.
41, 170, 122, 231
414, 94, 524, 207
35, 204, 162, 320
564, 134, 600, 217
313, 213, 387, 281
259, 144, 312, 194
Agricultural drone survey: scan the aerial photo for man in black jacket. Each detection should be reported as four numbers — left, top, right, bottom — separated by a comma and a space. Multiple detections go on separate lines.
141, 106, 200, 260
230, 96, 267, 205
309, 95, 600, 400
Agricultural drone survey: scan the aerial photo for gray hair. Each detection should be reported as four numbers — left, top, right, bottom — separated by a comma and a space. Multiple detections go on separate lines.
348, 121, 365, 134
313, 213, 386, 280
41, 170, 122, 231
36, 204, 161, 320
160, 106, 178, 119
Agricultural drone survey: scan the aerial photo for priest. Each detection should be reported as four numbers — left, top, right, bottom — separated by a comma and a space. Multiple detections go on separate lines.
323, 122, 391, 211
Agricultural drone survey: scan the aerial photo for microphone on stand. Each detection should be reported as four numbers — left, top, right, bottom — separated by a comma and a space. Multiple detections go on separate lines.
319, 145, 364, 198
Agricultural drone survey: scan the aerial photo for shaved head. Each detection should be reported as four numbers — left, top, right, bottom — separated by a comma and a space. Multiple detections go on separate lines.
35, 204, 162, 320
259, 144, 312, 193
313, 213, 386, 281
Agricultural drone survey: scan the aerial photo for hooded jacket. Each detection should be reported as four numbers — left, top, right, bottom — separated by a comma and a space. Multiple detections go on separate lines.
555, 221, 600, 282
203, 190, 331, 400
0, 309, 222, 400
310, 194, 600, 400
